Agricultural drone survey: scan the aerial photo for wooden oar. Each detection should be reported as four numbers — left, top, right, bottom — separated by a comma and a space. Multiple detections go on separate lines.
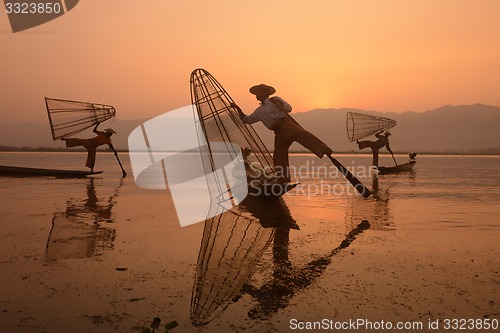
390, 151, 398, 167
327, 155, 372, 199
112, 149, 127, 177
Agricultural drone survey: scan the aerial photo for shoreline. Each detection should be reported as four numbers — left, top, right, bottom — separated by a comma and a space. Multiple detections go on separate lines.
1, 146, 499, 156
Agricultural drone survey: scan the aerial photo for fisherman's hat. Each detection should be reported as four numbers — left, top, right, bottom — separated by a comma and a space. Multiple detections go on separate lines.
104, 128, 117, 134
249, 84, 276, 96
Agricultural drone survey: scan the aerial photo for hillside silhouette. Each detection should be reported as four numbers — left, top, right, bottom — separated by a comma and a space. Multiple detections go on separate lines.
1, 104, 499, 154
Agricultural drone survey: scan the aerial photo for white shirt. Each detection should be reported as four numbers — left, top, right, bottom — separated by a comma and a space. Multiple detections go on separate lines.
242, 97, 292, 130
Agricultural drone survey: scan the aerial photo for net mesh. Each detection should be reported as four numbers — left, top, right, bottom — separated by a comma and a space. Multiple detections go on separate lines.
190, 204, 273, 326
45, 97, 116, 140
190, 69, 275, 180
346, 112, 397, 142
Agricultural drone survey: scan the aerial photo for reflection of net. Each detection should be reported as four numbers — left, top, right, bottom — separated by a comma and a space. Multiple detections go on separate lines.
45, 97, 116, 140
190, 69, 275, 181
346, 112, 397, 142
190, 206, 274, 326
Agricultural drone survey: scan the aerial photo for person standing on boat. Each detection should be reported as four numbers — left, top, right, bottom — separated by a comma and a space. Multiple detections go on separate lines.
357, 131, 393, 167
232, 84, 333, 184
62, 124, 117, 172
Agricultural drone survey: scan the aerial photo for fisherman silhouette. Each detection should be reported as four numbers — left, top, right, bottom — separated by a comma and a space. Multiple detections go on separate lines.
62, 124, 117, 172
357, 131, 393, 167
232, 84, 332, 184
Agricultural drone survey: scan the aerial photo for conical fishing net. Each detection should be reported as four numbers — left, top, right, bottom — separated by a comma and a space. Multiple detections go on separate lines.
346, 112, 397, 142
45, 97, 116, 140
190, 69, 275, 180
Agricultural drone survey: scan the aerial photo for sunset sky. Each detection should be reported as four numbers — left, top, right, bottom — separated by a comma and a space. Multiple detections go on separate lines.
1, 0, 500, 125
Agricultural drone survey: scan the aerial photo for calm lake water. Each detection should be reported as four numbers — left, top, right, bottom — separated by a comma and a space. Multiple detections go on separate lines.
0, 152, 499, 332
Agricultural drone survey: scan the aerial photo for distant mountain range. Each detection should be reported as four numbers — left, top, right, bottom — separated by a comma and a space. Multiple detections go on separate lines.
1, 104, 499, 154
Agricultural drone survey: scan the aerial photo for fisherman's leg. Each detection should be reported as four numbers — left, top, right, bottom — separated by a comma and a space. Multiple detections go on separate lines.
294, 129, 333, 158
273, 134, 292, 184
63, 138, 83, 148
85, 149, 97, 171
358, 140, 372, 150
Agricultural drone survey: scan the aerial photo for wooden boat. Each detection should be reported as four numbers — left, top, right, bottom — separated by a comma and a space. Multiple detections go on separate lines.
0, 165, 103, 178
378, 160, 416, 175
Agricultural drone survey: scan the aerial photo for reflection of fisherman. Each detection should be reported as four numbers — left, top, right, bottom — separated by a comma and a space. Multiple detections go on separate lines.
243, 220, 370, 319
357, 131, 393, 167
233, 84, 333, 184
46, 177, 121, 261
62, 124, 117, 172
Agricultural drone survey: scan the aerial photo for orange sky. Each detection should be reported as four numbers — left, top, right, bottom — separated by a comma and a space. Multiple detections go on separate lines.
1, 0, 500, 124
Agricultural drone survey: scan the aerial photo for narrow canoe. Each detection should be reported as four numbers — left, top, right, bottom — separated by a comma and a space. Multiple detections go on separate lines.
0, 165, 103, 178
378, 161, 416, 175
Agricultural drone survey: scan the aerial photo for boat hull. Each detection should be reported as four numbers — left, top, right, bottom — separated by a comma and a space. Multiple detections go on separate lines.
378, 161, 416, 175
0, 165, 102, 178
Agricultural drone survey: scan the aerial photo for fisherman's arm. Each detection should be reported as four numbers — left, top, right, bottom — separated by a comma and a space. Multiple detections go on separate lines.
231, 103, 259, 124
93, 124, 106, 136
231, 103, 245, 118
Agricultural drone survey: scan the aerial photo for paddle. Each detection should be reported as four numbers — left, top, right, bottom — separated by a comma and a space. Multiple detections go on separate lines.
112, 149, 127, 177
327, 155, 372, 199
390, 151, 398, 167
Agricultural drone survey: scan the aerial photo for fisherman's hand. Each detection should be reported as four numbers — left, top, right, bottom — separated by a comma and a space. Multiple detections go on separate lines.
230, 103, 245, 118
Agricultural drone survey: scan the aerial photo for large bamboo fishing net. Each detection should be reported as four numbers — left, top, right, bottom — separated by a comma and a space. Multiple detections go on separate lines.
346, 112, 397, 142
190, 69, 275, 181
45, 97, 116, 140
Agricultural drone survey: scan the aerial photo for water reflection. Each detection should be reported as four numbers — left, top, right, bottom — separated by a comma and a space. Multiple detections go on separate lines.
345, 175, 394, 231
190, 195, 294, 326
244, 219, 370, 320
191, 193, 371, 326
45, 178, 122, 261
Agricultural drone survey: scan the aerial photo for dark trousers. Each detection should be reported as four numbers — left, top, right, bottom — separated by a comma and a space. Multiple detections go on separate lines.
65, 138, 97, 169
358, 141, 380, 166
273, 117, 332, 183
